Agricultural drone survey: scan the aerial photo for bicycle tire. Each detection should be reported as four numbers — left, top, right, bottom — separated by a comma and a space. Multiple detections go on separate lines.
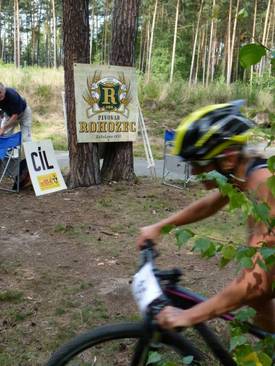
46, 322, 204, 366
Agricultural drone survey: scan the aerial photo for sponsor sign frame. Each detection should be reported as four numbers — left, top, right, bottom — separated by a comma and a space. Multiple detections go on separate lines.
74, 64, 139, 143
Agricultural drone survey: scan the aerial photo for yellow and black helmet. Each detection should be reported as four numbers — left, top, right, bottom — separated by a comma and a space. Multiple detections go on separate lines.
173, 100, 255, 161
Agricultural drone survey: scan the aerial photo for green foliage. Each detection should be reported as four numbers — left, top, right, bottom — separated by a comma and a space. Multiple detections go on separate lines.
146, 351, 193, 365
229, 308, 274, 365
166, 147, 275, 364
239, 44, 267, 69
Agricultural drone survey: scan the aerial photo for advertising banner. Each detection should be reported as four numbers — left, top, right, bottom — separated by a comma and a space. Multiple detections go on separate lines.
23, 140, 67, 196
74, 64, 139, 143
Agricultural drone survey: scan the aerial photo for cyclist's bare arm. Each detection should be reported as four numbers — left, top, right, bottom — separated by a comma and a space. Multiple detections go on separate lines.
157, 169, 275, 332
137, 190, 228, 248
157, 253, 274, 331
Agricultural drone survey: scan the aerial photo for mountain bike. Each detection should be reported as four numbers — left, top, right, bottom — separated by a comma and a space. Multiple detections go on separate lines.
46, 240, 273, 366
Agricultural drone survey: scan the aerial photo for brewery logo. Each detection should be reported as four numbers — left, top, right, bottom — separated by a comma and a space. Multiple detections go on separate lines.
83, 71, 131, 118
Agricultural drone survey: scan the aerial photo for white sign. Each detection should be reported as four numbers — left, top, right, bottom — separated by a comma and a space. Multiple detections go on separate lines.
23, 140, 67, 196
132, 262, 163, 314
74, 63, 139, 143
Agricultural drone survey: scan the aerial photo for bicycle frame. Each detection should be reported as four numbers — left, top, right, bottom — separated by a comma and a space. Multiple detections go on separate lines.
164, 284, 272, 340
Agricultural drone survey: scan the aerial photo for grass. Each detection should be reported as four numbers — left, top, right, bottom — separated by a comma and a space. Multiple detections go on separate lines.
0, 289, 24, 303
1, 65, 273, 160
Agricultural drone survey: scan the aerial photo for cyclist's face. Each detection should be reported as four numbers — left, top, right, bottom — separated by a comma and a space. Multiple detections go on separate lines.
191, 162, 218, 190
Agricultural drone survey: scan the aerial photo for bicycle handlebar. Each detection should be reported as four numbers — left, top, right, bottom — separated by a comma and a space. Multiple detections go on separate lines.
138, 239, 158, 268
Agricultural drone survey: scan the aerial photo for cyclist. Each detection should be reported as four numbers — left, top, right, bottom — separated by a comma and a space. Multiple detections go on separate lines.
137, 100, 275, 333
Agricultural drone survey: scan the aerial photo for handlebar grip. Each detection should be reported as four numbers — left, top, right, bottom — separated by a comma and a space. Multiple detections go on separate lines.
141, 239, 156, 249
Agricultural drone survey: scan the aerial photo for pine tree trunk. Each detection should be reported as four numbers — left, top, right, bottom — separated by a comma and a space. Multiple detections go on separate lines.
194, 31, 202, 84
52, 0, 57, 68
146, 0, 158, 82
202, 22, 208, 85
259, 0, 272, 75
14, 0, 20, 67
210, 19, 217, 82
90, 1, 94, 63
227, 0, 239, 84
62, 0, 100, 188
226, 0, 232, 85
100, 0, 140, 182
170, 0, 180, 83
250, 0, 258, 85
189, 0, 203, 86
206, 0, 215, 86
269, 4, 275, 75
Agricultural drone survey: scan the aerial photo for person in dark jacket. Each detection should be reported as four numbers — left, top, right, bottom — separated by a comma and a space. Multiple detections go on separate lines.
0, 83, 32, 142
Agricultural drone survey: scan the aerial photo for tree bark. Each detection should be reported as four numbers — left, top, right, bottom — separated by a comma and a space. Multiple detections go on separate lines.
189, 0, 203, 86
101, 0, 140, 182
62, 0, 100, 188
14, 0, 20, 67
146, 0, 158, 82
206, 0, 215, 86
52, 0, 57, 68
250, 0, 258, 85
170, 0, 180, 83
226, 0, 232, 85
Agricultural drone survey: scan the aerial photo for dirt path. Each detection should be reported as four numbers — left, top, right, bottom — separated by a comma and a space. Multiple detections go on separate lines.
0, 179, 241, 365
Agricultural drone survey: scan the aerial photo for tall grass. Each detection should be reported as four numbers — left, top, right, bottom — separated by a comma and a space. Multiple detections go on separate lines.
1, 65, 274, 152
0, 65, 67, 149
138, 75, 275, 119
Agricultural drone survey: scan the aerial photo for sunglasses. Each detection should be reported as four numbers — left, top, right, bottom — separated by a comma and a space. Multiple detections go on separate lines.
190, 160, 212, 167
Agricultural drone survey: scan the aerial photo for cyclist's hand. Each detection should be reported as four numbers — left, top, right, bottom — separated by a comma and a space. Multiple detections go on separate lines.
136, 224, 161, 249
155, 306, 192, 329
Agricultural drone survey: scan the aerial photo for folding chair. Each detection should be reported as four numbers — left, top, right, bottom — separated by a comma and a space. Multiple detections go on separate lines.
162, 129, 191, 189
0, 131, 22, 192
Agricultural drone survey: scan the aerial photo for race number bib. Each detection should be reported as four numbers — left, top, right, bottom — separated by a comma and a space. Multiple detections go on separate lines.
132, 262, 163, 314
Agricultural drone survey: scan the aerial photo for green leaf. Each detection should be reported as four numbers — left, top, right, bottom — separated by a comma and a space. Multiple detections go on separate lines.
175, 229, 194, 248
271, 57, 275, 76
193, 238, 217, 258
222, 244, 236, 260
236, 247, 256, 260
234, 307, 256, 322
239, 257, 254, 269
258, 352, 272, 366
219, 256, 231, 268
252, 202, 270, 224
161, 224, 176, 235
182, 355, 194, 365
260, 247, 275, 260
238, 8, 248, 18
230, 335, 248, 351
146, 351, 162, 365
256, 259, 268, 271
239, 43, 266, 68
267, 176, 275, 197
267, 156, 275, 173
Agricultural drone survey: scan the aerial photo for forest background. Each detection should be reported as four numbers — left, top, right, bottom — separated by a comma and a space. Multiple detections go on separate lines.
0, 1, 275, 365
0, 0, 274, 158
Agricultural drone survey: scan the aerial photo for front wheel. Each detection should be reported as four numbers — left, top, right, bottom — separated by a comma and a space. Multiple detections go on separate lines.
46, 322, 203, 366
